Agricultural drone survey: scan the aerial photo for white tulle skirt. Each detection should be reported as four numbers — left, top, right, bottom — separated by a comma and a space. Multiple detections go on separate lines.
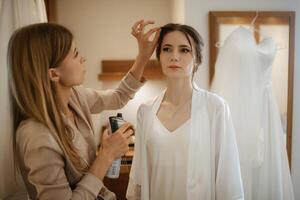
211, 27, 294, 200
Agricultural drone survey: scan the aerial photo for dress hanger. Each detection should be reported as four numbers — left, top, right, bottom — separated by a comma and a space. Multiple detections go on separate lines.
215, 11, 260, 48
215, 11, 285, 50
248, 11, 272, 42
248, 11, 286, 50
249, 10, 259, 31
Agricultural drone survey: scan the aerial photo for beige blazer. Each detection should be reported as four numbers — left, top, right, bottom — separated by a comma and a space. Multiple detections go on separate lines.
16, 73, 144, 200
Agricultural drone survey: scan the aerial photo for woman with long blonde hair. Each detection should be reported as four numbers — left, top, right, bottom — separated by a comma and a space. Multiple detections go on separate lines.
8, 20, 160, 199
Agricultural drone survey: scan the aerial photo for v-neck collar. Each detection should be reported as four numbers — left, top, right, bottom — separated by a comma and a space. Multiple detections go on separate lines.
152, 89, 192, 133
154, 114, 191, 134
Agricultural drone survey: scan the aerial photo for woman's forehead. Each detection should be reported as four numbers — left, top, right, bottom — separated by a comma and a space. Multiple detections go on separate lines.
162, 31, 193, 47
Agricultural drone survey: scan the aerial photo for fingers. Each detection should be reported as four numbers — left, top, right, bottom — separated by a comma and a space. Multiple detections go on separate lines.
113, 126, 134, 141
131, 19, 144, 37
123, 128, 134, 139
127, 137, 133, 144
102, 129, 109, 139
131, 19, 144, 32
111, 134, 130, 157
139, 20, 155, 33
111, 127, 133, 147
145, 27, 161, 41
131, 19, 155, 37
116, 122, 132, 134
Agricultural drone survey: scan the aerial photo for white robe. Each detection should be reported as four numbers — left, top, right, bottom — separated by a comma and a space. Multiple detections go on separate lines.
127, 87, 244, 200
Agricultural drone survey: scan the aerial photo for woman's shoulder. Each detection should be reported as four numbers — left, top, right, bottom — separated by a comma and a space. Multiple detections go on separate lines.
17, 118, 50, 137
137, 93, 162, 115
16, 119, 62, 153
138, 99, 155, 111
195, 88, 228, 111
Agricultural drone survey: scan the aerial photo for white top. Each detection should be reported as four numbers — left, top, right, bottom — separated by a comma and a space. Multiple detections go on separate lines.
147, 114, 190, 200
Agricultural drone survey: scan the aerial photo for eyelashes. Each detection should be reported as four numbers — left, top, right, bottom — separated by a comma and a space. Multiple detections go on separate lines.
162, 47, 171, 52
162, 47, 191, 53
181, 48, 191, 53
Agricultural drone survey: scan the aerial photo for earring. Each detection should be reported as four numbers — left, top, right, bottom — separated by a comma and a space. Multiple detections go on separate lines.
193, 64, 198, 73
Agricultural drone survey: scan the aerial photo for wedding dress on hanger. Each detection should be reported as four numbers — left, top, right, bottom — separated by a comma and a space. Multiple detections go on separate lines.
211, 26, 294, 200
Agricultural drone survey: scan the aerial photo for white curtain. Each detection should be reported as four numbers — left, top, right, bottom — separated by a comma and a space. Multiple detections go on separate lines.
0, 0, 47, 199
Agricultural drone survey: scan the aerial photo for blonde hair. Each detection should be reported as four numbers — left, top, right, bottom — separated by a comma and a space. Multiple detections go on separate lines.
8, 23, 87, 174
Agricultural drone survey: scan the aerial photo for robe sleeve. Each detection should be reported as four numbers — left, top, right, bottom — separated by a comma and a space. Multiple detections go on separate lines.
75, 72, 145, 114
126, 105, 144, 200
214, 102, 245, 200
126, 180, 141, 200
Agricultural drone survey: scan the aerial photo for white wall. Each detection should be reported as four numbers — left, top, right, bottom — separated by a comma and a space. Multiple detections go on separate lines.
56, 0, 171, 142
184, 0, 300, 198
171, 0, 185, 24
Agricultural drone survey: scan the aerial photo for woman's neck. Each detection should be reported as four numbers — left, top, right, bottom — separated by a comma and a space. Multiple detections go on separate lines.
165, 77, 193, 105
54, 83, 72, 115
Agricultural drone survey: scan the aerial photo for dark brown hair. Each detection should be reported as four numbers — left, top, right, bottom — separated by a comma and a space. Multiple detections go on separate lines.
156, 23, 204, 75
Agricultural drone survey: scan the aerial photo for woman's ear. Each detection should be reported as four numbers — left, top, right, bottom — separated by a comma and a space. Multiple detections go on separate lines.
48, 68, 60, 82
192, 61, 200, 74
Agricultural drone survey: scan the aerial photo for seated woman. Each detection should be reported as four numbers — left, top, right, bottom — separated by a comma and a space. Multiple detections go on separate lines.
126, 23, 244, 200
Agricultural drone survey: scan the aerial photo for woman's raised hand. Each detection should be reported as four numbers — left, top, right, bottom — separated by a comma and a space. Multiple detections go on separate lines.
131, 19, 161, 60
